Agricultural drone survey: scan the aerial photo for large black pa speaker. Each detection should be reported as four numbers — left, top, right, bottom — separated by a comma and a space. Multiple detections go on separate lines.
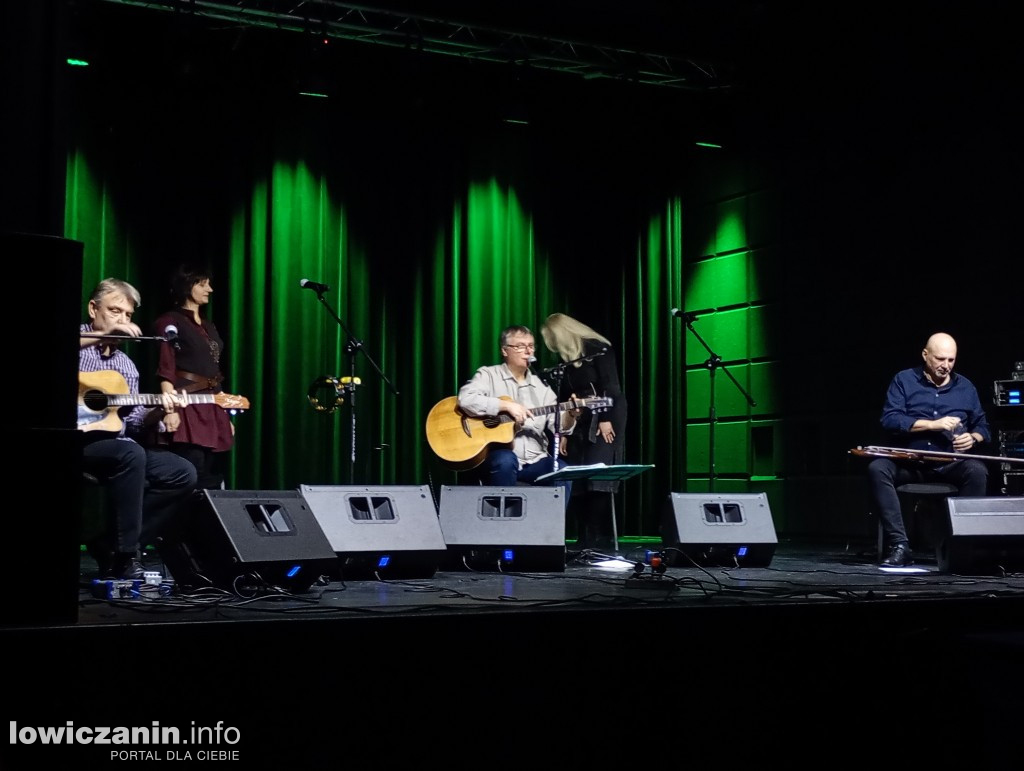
158, 490, 338, 591
299, 485, 447, 579
938, 496, 1024, 574
661, 492, 777, 567
5, 234, 82, 625
438, 485, 566, 572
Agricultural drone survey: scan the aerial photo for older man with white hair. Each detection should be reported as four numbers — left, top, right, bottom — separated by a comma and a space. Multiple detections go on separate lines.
79, 278, 197, 579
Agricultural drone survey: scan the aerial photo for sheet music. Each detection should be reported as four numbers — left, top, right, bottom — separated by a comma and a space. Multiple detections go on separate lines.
535, 463, 653, 483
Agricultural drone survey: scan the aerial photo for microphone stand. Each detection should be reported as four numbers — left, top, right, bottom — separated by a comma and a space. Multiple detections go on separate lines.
308, 288, 399, 484
541, 361, 568, 462
680, 315, 755, 492
539, 349, 608, 462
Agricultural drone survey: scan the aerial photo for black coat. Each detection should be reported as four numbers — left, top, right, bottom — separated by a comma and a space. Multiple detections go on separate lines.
553, 338, 627, 491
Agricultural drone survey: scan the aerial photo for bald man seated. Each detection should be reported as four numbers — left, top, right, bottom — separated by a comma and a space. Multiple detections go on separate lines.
866, 332, 990, 567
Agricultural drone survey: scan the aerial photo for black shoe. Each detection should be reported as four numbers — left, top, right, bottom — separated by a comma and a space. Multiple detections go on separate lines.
86, 538, 115, 578
881, 542, 913, 567
112, 552, 147, 580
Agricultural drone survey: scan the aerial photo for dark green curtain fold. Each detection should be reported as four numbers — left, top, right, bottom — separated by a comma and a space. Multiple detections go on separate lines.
619, 198, 687, 532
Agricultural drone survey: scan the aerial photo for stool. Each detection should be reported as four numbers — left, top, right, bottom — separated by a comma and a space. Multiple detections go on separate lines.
876, 482, 958, 561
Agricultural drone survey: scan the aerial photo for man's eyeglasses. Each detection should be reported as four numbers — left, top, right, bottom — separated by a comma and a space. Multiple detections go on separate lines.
504, 343, 536, 352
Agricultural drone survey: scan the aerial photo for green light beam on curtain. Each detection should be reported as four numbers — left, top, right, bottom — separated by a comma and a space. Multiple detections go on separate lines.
64, 149, 137, 303
228, 161, 360, 489
464, 178, 539, 357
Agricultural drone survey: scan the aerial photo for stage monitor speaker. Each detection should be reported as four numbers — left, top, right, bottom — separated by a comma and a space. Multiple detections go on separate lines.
158, 490, 338, 592
661, 492, 777, 567
299, 485, 447, 579
438, 485, 566, 572
938, 496, 1024, 574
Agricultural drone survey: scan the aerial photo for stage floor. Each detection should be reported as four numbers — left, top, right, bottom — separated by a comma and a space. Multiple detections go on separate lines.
4, 537, 1022, 767
58, 536, 1024, 626
70, 537, 1024, 627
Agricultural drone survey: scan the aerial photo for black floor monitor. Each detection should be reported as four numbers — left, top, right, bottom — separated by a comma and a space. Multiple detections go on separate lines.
438, 485, 566, 572
300, 485, 447, 579
158, 489, 338, 592
661, 492, 778, 567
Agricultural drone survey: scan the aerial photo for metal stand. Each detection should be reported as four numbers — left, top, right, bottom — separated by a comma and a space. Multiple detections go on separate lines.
536, 464, 654, 553
681, 314, 755, 492
307, 287, 398, 483
541, 361, 567, 461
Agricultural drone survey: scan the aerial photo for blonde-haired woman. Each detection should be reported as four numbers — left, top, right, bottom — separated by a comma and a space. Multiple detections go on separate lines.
540, 313, 627, 552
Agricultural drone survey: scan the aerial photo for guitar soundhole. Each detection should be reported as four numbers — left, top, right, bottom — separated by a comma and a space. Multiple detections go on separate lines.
482, 416, 501, 428
82, 389, 110, 411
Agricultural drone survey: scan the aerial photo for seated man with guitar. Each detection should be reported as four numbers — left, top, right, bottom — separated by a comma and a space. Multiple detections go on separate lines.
79, 278, 198, 580
455, 325, 580, 497
863, 332, 990, 567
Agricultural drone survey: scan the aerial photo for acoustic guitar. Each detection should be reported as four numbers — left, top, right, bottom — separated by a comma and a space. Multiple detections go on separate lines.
425, 394, 613, 470
78, 370, 250, 434
849, 445, 1024, 465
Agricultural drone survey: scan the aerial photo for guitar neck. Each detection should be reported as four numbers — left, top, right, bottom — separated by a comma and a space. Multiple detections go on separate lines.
531, 400, 580, 417
106, 394, 219, 408
494, 399, 584, 423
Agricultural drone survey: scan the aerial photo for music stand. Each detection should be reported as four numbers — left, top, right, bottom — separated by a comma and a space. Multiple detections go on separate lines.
536, 463, 654, 553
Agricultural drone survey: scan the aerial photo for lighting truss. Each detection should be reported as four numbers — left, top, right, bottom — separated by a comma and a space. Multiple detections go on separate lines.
97, 0, 731, 91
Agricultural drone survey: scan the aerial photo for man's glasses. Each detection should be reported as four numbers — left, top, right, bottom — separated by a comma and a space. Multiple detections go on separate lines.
504, 343, 536, 352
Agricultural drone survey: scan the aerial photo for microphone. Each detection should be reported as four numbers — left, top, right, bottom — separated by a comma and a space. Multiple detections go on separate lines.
529, 356, 554, 380
300, 278, 331, 294
670, 308, 701, 323
164, 324, 180, 349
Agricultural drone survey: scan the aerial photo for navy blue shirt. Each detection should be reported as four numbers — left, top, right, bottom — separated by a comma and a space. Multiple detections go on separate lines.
880, 367, 990, 452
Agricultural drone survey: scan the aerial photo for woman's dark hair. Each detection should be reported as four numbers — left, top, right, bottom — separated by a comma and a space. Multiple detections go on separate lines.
169, 264, 212, 308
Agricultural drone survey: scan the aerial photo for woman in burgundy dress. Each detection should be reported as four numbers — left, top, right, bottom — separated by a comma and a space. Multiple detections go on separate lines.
153, 264, 235, 489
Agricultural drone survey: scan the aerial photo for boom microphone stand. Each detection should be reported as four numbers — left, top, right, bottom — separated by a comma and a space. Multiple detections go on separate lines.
538, 349, 608, 462
540, 361, 567, 462
302, 280, 398, 484
675, 311, 755, 492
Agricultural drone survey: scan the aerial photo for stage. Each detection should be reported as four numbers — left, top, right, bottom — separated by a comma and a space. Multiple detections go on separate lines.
65, 537, 1024, 625
3, 537, 1022, 766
